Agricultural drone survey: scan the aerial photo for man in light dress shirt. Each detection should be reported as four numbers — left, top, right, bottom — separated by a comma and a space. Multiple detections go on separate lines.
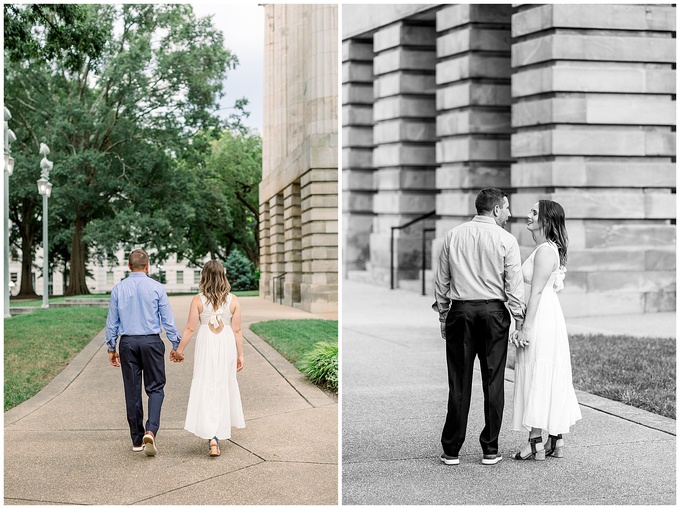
433, 187, 526, 466
106, 249, 182, 456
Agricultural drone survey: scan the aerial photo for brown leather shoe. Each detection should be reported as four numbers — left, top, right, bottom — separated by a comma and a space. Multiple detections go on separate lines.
143, 431, 157, 456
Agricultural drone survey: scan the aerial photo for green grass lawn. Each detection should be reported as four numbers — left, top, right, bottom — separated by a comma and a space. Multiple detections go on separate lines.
249, 319, 338, 367
233, 290, 259, 297
508, 333, 675, 419
4, 307, 109, 411
10, 294, 110, 307
569, 334, 675, 419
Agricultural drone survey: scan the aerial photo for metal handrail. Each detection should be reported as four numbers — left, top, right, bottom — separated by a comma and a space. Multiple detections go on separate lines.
422, 227, 436, 296
272, 273, 286, 305
390, 210, 436, 290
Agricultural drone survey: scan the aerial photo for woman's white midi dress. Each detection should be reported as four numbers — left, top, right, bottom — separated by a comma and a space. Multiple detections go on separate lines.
184, 293, 245, 439
512, 242, 582, 435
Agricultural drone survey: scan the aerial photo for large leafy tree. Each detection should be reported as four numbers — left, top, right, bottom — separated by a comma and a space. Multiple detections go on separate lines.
5, 4, 243, 295
5, 3, 107, 297
178, 130, 261, 266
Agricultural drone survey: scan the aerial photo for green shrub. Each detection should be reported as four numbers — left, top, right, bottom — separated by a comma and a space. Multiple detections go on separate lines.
297, 341, 338, 393
224, 249, 257, 290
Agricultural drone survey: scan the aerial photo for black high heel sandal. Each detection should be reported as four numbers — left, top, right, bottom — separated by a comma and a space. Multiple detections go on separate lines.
545, 434, 564, 458
514, 436, 545, 461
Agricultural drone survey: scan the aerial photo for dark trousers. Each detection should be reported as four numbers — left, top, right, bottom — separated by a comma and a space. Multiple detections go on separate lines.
441, 300, 510, 456
119, 334, 166, 446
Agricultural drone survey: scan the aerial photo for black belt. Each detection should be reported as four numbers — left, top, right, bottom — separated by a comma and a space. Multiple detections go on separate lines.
450, 299, 504, 305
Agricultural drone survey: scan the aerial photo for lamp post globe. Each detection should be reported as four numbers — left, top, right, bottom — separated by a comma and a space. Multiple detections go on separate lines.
37, 144, 53, 308
4, 107, 16, 318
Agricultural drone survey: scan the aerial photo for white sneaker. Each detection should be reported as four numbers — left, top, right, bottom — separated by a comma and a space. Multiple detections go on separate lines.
482, 454, 502, 465
440, 453, 459, 465
132, 444, 144, 452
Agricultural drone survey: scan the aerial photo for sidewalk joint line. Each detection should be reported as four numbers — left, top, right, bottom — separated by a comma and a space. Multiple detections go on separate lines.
343, 326, 410, 347
129, 460, 266, 504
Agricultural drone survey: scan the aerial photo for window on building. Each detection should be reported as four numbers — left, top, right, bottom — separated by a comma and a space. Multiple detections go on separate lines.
159, 271, 166, 284
194, 270, 201, 284
177, 271, 184, 285
107, 271, 114, 285
10, 273, 17, 283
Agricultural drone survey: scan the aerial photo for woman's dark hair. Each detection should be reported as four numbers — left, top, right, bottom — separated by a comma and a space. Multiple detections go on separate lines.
475, 188, 508, 214
538, 200, 568, 267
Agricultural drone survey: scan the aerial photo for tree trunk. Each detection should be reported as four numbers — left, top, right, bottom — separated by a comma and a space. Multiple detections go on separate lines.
17, 220, 38, 298
65, 218, 91, 296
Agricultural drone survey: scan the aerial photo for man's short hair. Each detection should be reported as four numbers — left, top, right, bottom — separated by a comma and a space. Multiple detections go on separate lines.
128, 249, 149, 270
475, 188, 508, 214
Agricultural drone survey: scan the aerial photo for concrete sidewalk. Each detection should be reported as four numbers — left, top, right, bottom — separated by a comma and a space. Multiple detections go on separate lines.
5, 295, 338, 505
342, 280, 675, 505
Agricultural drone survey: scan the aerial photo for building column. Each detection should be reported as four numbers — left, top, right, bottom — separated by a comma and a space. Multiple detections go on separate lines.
258, 201, 271, 299
268, 194, 285, 302
283, 182, 302, 306
342, 38, 375, 276
370, 20, 437, 286
301, 169, 338, 314
433, 4, 513, 270
511, 4, 676, 316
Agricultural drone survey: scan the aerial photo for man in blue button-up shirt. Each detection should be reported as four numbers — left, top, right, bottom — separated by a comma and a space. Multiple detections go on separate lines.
106, 249, 182, 456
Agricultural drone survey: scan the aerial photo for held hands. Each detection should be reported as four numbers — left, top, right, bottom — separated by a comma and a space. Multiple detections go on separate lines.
108, 350, 121, 368
509, 328, 530, 348
170, 349, 185, 363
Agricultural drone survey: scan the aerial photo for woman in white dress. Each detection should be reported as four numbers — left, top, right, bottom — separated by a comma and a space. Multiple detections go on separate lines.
173, 260, 245, 457
511, 200, 582, 461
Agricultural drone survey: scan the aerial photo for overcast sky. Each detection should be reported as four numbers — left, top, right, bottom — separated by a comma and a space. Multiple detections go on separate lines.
191, 3, 264, 134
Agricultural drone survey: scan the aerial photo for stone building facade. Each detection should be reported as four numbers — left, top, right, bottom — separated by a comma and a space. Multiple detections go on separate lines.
260, 4, 338, 315
343, 4, 676, 317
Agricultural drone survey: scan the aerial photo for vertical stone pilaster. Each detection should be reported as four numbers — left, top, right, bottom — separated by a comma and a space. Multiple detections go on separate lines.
370, 20, 438, 285
434, 4, 513, 242
342, 38, 375, 275
269, 194, 285, 301
301, 169, 338, 314
283, 182, 302, 306
510, 4, 676, 316
259, 201, 271, 299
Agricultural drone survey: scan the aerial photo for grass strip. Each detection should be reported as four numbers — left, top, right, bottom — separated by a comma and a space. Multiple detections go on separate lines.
569, 334, 675, 419
4, 307, 108, 411
249, 318, 338, 367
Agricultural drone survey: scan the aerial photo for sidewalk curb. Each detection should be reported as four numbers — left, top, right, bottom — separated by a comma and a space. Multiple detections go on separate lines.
504, 367, 676, 436
243, 329, 336, 408
5, 325, 336, 427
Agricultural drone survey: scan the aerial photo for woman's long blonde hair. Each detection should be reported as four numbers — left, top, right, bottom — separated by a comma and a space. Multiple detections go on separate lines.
199, 260, 231, 310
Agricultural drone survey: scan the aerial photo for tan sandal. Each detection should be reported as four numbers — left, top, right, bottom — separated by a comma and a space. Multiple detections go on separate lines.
209, 439, 221, 457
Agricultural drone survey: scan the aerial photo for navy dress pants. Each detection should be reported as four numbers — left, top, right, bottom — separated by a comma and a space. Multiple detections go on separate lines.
441, 300, 510, 457
119, 334, 166, 446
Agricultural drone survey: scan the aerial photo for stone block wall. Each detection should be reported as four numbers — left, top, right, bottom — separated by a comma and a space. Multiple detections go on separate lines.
260, 5, 338, 315
369, 17, 438, 284
510, 4, 676, 316
342, 4, 676, 317
342, 38, 375, 274
433, 4, 513, 257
